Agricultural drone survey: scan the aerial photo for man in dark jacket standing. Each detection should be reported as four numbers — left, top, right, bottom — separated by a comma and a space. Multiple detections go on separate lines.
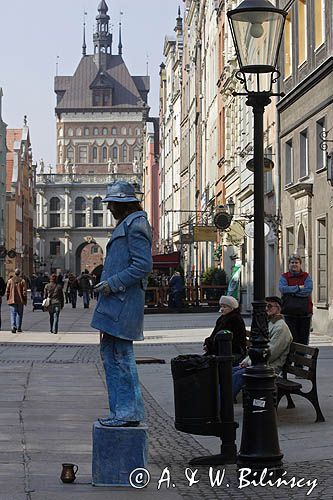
279, 254, 313, 345
91, 181, 152, 427
78, 270, 92, 309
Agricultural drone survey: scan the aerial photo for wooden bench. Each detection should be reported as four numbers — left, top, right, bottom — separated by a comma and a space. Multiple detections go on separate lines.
276, 342, 325, 422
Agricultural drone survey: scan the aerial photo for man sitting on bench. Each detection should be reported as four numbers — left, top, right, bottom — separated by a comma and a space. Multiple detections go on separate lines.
233, 296, 293, 398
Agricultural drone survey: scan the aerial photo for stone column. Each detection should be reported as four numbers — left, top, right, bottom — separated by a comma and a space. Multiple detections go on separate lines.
64, 232, 71, 271
38, 190, 45, 227
64, 189, 70, 227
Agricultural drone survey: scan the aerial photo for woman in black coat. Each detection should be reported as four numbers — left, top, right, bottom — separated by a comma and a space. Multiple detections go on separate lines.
204, 295, 247, 366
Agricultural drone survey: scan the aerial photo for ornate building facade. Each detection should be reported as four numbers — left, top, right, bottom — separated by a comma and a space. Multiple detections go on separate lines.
6, 119, 35, 277
36, 0, 149, 274
278, 0, 333, 335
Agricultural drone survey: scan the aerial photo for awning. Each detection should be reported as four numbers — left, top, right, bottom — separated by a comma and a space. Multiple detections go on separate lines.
152, 252, 180, 269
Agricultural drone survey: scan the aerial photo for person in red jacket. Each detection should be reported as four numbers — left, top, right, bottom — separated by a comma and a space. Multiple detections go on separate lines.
279, 254, 313, 345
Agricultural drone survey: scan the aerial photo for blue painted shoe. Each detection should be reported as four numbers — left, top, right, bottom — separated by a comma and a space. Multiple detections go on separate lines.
98, 418, 140, 427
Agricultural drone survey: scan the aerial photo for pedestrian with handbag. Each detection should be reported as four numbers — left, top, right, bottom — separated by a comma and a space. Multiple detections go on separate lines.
6, 269, 27, 333
44, 274, 64, 334
279, 254, 313, 345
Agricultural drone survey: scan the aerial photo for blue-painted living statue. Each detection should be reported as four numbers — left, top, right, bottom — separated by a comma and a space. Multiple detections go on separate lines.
91, 181, 153, 427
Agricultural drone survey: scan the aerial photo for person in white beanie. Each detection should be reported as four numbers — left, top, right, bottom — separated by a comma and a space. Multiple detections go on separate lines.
203, 295, 247, 365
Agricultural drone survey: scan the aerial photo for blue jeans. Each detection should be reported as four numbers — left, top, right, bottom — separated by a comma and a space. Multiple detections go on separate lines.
232, 366, 246, 398
49, 305, 60, 333
100, 334, 145, 422
10, 304, 24, 330
82, 291, 90, 307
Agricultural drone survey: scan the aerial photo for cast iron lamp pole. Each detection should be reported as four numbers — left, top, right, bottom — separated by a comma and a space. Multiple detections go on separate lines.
227, 0, 287, 477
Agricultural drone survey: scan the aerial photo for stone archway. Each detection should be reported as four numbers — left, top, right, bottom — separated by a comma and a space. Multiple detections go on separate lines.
75, 241, 104, 276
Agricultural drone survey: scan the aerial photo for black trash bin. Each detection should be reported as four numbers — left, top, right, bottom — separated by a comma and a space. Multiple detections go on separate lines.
171, 354, 220, 434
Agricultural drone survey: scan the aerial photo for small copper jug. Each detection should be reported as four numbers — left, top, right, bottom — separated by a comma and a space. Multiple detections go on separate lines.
60, 463, 78, 483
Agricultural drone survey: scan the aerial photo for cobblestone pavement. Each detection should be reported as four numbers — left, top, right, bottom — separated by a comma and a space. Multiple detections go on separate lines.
144, 385, 333, 499
0, 343, 332, 499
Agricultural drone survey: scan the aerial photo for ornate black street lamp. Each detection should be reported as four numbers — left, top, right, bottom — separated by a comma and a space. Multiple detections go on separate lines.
227, 0, 287, 477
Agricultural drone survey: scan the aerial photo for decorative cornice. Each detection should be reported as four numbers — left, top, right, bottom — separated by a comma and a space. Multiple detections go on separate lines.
284, 182, 313, 199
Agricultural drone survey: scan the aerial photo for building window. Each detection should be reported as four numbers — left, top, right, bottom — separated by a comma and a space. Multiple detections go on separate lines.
299, 129, 309, 178
84, 127, 89, 136
93, 89, 111, 106
135, 128, 141, 136
316, 118, 327, 171
76, 128, 82, 137
79, 146, 88, 163
93, 127, 99, 136
92, 146, 98, 162
102, 127, 108, 136
314, 0, 325, 48
111, 127, 117, 135
121, 127, 127, 135
49, 197, 60, 227
133, 147, 140, 161
284, 12, 292, 78
286, 226, 294, 260
102, 146, 108, 161
285, 139, 293, 185
317, 217, 327, 303
112, 146, 118, 160
68, 128, 73, 137
50, 241, 61, 256
298, 0, 307, 65
93, 196, 103, 227
122, 144, 128, 162
75, 197, 86, 227
67, 147, 74, 163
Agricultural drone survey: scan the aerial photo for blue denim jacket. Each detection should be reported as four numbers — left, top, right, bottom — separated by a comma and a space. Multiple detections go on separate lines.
91, 211, 152, 340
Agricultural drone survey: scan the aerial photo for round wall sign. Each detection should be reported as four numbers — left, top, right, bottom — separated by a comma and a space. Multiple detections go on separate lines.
7, 249, 17, 259
244, 222, 270, 238
213, 211, 232, 230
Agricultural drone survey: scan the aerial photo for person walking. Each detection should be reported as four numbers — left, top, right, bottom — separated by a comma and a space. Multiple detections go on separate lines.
44, 274, 64, 334
232, 296, 292, 398
63, 273, 70, 304
67, 273, 79, 308
91, 180, 152, 427
78, 270, 92, 309
203, 295, 247, 366
168, 271, 184, 311
6, 269, 27, 333
279, 254, 313, 345
0, 276, 6, 330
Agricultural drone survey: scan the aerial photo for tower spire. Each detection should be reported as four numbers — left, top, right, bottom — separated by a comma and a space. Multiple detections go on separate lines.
118, 21, 122, 55
93, 0, 112, 65
82, 12, 87, 56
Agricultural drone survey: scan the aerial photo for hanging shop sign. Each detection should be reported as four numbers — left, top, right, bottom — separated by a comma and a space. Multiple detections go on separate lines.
193, 226, 217, 242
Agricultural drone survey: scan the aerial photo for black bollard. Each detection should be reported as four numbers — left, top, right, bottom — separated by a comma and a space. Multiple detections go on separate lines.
189, 330, 237, 465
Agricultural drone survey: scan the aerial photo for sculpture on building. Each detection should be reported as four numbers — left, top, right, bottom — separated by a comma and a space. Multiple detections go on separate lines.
39, 159, 45, 174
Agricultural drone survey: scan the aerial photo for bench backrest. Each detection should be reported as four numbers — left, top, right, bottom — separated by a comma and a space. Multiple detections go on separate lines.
283, 342, 319, 381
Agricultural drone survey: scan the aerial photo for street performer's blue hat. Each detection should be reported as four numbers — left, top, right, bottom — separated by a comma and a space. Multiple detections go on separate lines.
102, 180, 140, 203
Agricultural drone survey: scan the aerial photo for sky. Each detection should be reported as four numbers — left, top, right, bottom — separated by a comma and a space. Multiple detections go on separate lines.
0, 0, 181, 167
